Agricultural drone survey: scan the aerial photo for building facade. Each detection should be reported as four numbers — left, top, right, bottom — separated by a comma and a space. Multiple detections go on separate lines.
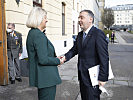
111, 4, 133, 30
5, 0, 103, 57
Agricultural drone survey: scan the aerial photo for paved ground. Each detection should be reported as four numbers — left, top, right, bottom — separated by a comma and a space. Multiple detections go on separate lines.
0, 31, 133, 100
100, 31, 133, 100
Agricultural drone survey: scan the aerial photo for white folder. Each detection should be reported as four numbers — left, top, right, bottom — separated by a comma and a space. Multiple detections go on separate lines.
88, 61, 114, 86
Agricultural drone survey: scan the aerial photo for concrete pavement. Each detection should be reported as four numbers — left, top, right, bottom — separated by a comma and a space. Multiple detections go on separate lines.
101, 31, 133, 100
0, 31, 133, 100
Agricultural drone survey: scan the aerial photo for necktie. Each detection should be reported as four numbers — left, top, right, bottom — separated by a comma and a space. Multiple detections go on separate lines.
82, 32, 86, 42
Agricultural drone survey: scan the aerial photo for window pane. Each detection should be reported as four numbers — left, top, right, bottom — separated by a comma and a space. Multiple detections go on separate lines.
62, 2, 65, 35
62, 4, 65, 14
33, 0, 41, 3
73, 21, 75, 34
38, 0, 42, 3
62, 14, 65, 35
33, 0, 42, 7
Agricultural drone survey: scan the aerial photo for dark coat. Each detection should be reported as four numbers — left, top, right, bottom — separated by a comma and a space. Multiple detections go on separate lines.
65, 26, 109, 86
7, 31, 22, 58
26, 28, 61, 88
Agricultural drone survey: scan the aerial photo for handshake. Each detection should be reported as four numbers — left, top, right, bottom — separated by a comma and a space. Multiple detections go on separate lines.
57, 56, 66, 66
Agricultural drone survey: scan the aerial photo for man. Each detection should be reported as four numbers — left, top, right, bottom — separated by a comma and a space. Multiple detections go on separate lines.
111, 31, 115, 43
62, 10, 109, 100
7, 23, 23, 84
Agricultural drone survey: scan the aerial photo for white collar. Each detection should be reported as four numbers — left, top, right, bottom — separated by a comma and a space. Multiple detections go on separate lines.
84, 25, 93, 34
10, 31, 14, 37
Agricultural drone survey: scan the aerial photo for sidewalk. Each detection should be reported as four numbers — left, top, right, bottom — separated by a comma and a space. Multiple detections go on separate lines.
115, 31, 126, 44
56, 56, 80, 100
0, 56, 80, 100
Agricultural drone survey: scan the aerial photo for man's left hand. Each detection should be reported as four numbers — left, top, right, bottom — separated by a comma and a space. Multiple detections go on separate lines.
19, 53, 21, 57
98, 81, 106, 86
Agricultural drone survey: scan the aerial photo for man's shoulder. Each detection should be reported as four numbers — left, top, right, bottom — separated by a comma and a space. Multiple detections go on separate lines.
92, 27, 105, 35
14, 31, 22, 36
92, 26, 103, 33
78, 31, 83, 35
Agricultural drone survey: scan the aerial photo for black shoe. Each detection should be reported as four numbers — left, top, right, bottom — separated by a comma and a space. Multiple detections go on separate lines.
11, 80, 15, 84
15, 78, 22, 82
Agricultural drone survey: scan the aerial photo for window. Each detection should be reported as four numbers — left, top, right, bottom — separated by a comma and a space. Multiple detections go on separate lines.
77, 23, 79, 33
81, 6, 82, 10
33, 0, 42, 7
62, 2, 65, 35
77, 3, 79, 12
64, 41, 67, 47
73, 0, 75, 9
73, 21, 75, 34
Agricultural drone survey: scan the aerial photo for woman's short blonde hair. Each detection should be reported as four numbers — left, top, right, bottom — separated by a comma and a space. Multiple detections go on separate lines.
26, 7, 47, 28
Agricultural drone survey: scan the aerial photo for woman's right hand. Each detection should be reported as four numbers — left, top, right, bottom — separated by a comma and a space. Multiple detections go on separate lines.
57, 56, 66, 66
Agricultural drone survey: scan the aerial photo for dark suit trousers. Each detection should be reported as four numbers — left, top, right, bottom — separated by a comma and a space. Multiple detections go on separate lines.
80, 81, 101, 100
38, 85, 56, 100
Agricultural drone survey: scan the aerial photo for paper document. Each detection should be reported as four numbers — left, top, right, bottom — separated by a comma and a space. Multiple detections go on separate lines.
88, 61, 114, 86
99, 86, 109, 96
108, 61, 114, 79
88, 65, 100, 86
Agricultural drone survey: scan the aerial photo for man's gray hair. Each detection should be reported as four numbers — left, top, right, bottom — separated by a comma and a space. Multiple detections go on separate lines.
80, 10, 94, 23
8, 23, 15, 28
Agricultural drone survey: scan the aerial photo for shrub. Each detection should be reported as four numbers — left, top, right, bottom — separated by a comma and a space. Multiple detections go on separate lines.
128, 31, 133, 34
103, 30, 113, 38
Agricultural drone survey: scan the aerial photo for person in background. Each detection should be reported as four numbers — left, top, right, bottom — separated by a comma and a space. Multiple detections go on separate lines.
111, 31, 115, 43
26, 7, 63, 100
106, 33, 110, 43
60, 10, 109, 100
7, 23, 23, 84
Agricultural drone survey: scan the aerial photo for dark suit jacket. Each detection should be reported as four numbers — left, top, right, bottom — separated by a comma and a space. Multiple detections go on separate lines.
26, 28, 61, 88
65, 26, 109, 86
7, 31, 22, 58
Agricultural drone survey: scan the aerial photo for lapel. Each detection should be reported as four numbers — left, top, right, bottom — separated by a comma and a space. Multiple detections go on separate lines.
77, 31, 83, 49
82, 26, 95, 48
47, 37, 55, 51
43, 32, 54, 48
48, 39, 53, 47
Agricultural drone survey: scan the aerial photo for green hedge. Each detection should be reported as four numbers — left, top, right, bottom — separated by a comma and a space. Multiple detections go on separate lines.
128, 31, 133, 34
103, 30, 113, 38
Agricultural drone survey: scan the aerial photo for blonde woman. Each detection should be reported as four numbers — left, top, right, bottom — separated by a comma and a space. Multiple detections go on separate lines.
26, 7, 62, 100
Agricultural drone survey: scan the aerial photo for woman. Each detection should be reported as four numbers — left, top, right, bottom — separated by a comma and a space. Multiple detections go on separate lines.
26, 7, 62, 100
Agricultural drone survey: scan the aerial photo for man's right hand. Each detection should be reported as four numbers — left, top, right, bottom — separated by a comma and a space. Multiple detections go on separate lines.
57, 56, 66, 66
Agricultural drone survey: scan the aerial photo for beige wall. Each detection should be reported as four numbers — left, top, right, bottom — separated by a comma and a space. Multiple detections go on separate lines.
5, 0, 73, 43
5, 0, 33, 45
43, 0, 73, 41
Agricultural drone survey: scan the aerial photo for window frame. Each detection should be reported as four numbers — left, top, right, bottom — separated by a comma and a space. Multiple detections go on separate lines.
33, 0, 42, 7
62, 2, 66, 36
